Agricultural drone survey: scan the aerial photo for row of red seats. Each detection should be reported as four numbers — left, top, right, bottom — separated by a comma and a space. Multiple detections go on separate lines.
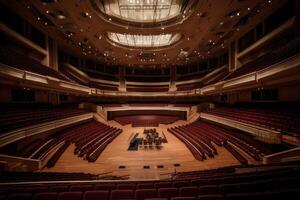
0, 103, 89, 134
224, 37, 300, 80
0, 48, 69, 81
1, 168, 299, 199
114, 115, 180, 127
168, 120, 263, 164
127, 87, 169, 92
28, 121, 121, 164
204, 105, 300, 134
4, 189, 299, 200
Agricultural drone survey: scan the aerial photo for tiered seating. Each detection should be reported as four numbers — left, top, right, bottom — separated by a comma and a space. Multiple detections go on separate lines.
177, 82, 203, 91
0, 48, 69, 81
128, 103, 169, 107
114, 115, 180, 127
30, 120, 122, 163
84, 71, 118, 82
59, 67, 88, 86
126, 86, 169, 92
0, 166, 299, 199
168, 120, 266, 164
0, 171, 97, 182
0, 103, 89, 133
203, 103, 300, 134
89, 82, 119, 91
224, 37, 300, 80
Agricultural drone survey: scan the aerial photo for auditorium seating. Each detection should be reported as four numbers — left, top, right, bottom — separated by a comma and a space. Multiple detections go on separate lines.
0, 103, 89, 133
114, 115, 180, 127
224, 37, 300, 81
0, 166, 299, 199
176, 82, 203, 91
89, 81, 119, 91
2, 120, 122, 164
203, 103, 300, 134
59, 67, 88, 86
0, 48, 69, 81
168, 120, 266, 164
127, 87, 169, 92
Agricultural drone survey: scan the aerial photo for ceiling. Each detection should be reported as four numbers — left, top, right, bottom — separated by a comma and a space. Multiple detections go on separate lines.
3, 0, 285, 68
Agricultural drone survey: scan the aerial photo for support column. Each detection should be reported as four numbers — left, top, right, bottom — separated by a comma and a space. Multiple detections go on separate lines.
228, 40, 238, 72
169, 65, 177, 92
48, 37, 58, 70
119, 66, 126, 92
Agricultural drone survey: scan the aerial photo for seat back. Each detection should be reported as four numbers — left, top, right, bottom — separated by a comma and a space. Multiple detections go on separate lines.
83, 191, 110, 200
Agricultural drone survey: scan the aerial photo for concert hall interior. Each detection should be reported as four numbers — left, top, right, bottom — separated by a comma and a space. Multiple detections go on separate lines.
0, 0, 300, 199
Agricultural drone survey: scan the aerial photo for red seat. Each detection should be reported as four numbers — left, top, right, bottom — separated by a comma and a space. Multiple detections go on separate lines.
198, 194, 224, 200
83, 191, 110, 200
70, 185, 94, 192
137, 183, 154, 189
225, 193, 253, 200
110, 190, 134, 200
95, 183, 116, 191
32, 193, 57, 200
158, 188, 178, 199
155, 182, 173, 189
58, 192, 82, 200
198, 185, 219, 195
117, 183, 136, 190
135, 189, 157, 200
179, 187, 198, 197
7, 193, 32, 200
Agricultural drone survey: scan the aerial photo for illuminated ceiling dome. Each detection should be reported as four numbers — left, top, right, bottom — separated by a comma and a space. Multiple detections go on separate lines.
93, 0, 189, 23
107, 32, 182, 48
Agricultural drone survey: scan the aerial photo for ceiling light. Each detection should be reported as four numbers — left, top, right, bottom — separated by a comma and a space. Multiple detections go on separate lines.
96, 0, 186, 23
107, 32, 182, 48
236, 12, 240, 16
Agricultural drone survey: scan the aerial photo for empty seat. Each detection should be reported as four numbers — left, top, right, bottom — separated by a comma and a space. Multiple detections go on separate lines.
32, 193, 57, 200
58, 192, 82, 200
70, 185, 94, 191
49, 185, 69, 192
7, 193, 32, 200
173, 181, 191, 188
135, 189, 157, 200
198, 194, 224, 200
137, 183, 154, 189
179, 187, 198, 197
218, 184, 239, 194
158, 188, 178, 199
253, 191, 280, 200
110, 190, 134, 200
171, 197, 197, 200
117, 183, 136, 190
155, 182, 173, 189
279, 188, 300, 199
95, 183, 116, 191
238, 182, 257, 193
144, 198, 168, 200
191, 179, 208, 186
83, 191, 110, 200
198, 185, 219, 195
225, 193, 253, 200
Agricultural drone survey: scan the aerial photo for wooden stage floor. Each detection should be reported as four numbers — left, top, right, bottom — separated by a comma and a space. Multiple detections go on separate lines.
42, 122, 258, 180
